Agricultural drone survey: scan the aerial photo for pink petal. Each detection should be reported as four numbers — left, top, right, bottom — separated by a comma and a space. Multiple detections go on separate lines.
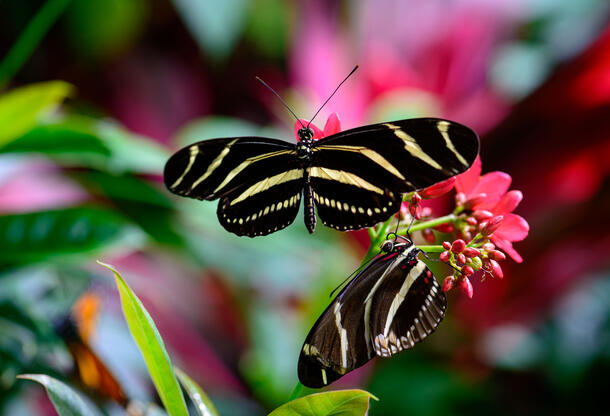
471, 171, 512, 200
455, 155, 481, 194
493, 190, 523, 215
323, 113, 341, 137
419, 177, 456, 199
294, 119, 323, 141
493, 213, 529, 242
491, 236, 523, 263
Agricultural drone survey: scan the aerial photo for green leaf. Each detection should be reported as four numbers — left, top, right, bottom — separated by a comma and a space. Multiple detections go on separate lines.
18, 374, 101, 416
175, 367, 219, 416
0, 81, 73, 146
0, 207, 142, 267
268, 389, 378, 416
99, 262, 188, 416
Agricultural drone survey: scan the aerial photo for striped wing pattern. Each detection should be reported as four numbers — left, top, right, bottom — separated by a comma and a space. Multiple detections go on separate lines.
164, 137, 303, 236
298, 242, 446, 388
164, 118, 479, 237
309, 118, 478, 231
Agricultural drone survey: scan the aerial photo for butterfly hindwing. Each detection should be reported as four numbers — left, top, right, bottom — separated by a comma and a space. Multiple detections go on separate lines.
298, 239, 447, 388
369, 256, 446, 357
298, 250, 408, 388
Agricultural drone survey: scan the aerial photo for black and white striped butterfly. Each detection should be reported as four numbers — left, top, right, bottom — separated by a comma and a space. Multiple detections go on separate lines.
164, 118, 479, 237
298, 235, 446, 388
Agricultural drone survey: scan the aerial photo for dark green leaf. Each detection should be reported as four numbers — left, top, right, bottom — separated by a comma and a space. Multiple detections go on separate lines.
0, 207, 142, 266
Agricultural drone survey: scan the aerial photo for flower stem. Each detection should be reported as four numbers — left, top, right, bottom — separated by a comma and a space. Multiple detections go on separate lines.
417, 245, 445, 253
409, 214, 456, 232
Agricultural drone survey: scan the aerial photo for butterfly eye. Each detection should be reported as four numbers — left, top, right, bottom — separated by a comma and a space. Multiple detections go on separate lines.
381, 241, 394, 252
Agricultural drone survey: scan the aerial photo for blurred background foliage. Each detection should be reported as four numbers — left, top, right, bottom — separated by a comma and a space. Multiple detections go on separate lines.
1, 0, 609, 414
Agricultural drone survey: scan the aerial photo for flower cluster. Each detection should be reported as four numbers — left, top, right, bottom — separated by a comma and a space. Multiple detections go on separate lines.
298, 115, 529, 300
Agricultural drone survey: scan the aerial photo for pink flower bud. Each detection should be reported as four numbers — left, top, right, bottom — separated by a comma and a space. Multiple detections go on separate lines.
482, 242, 495, 252
473, 210, 493, 221
419, 177, 456, 199
455, 192, 467, 205
409, 203, 422, 220
457, 253, 467, 264
442, 276, 455, 292
439, 250, 451, 262
463, 247, 481, 258
469, 256, 483, 270
422, 228, 436, 244
451, 239, 466, 253
488, 250, 506, 261
488, 259, 503, 279
442, 241, 451, 250
464, 193, 487, 210
462, 265, 474, 276
411, 193, 422, 204
459, 277, 473, 298
466, 216, 478, 226
434, 223, 454, 233
481, 215, 504, 236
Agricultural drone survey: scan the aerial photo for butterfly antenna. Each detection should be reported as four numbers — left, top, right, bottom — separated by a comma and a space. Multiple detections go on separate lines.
329, 250, 377, 298
255, 76, 306, 130
307, 65, 358, 129
405, 213, 416, 241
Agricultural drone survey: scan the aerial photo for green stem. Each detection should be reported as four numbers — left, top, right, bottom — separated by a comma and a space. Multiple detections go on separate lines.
0, 0, 72, 89
417, 245, 445, 253
288, 382, 305, 401
408, 214, 456, 232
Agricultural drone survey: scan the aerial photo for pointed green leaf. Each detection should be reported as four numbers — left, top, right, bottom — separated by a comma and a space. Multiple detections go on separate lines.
268, 389, 378, 416
175, 367, 219, 416
18, 374, 101, 416
0, 81, 73, 146
98, 262, 188, 416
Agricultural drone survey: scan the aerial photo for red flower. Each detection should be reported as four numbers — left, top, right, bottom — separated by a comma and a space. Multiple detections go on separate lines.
294, 113, 341, 141
455, 156, 529, 263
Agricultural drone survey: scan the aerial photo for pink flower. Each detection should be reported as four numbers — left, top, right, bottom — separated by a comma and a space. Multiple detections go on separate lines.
294, 113, 341, 141
455, 156, 529, 263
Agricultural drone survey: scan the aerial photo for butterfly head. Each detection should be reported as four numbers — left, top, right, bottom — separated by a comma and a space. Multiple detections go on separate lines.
297, 127, 315, 143
381, 235, 414, 253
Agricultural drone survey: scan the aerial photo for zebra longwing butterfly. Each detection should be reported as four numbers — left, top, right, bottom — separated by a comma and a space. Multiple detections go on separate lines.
298, 235, 446, 388
164, 118, 479, 237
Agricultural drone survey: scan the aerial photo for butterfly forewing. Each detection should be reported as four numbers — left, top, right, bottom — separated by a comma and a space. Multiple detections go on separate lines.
298, 240, 447, 388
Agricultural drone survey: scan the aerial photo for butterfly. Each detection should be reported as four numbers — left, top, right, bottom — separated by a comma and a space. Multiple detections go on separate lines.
298, 235, 446, 388
164, 118, 479, 237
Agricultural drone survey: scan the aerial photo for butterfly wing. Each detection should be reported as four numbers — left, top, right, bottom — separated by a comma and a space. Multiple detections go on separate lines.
369, 257, 446, 357
310, 118, 478, 230
298, 250, 406, 388
164, 137, 304, 236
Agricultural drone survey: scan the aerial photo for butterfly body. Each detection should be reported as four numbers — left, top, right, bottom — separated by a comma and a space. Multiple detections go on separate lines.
298, 236, 446, 388
164, 118, 479, 237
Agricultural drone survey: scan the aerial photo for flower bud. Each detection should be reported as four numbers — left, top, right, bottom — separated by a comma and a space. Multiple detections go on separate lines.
462, 265, 474, 277
439, 250, 451, 262
442, 241, 451, 250
473, 210, 493, 221
469, 256, 483, 270
488, 250, 506, 261
451, 239, 466, 253
481, 215, 504, 236
459, 277, 473, 298
457, 253, 467, 264
464, 193, 487, 210
482, 242, 495, 252
488, 259, 503, 279
442, 276, 455, 292
466, 216, 478, 226
463, 247, 481, 258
